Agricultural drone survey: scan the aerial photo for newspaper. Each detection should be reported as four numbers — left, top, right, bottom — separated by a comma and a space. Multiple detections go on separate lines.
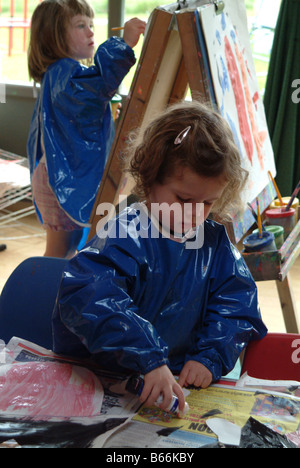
236, 372, 300, 397
104, 382, 300, 448
0, 337, 138, 448
0, 338, 299, 448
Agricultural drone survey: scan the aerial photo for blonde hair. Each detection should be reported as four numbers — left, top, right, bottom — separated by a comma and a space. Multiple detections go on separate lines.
126, 100, 248, 221
28, 0, 94, 83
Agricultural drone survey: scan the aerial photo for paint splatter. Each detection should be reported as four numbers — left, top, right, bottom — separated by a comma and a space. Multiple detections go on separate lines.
224, 35, 254, 164
221, 12, 226, 31
226, 112, 244, 157
234, 41, 266, 170
253, 91, 259, 108
217, 55, 230, 95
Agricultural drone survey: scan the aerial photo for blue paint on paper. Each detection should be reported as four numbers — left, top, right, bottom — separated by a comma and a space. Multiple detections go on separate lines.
220, 56, 230, 94
226, 112, 243, 156
221, 12, 226, 31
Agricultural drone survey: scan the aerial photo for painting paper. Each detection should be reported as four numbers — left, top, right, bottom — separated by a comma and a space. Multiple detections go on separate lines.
198, 0, 276, 206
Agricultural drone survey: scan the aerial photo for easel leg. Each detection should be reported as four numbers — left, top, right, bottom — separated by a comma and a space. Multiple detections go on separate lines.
276, 274, 300, 333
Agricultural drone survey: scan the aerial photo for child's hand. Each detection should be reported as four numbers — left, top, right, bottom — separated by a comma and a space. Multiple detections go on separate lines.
178, 360, 213, 388
123, 18, 146, 48
141, 365, 186, 412
115, 102, 122, 120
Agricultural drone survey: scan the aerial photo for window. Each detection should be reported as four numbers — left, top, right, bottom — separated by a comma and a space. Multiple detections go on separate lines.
248, 0, 282, 95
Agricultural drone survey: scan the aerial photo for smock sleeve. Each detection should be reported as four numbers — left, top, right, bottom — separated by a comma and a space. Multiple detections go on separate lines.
92, 37, 136, 99
53, 235, 169, 375
184, 229, 267, 381
49, 37, 136, 104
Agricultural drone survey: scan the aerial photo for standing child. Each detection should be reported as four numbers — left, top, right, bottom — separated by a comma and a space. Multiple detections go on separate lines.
52, 101, 267, 413
27, 0, 146, 258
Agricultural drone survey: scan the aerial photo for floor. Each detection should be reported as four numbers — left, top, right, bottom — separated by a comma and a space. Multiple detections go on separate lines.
1, 204, 300, 334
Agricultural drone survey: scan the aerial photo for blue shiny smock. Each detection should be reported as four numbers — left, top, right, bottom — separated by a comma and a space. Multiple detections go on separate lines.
27, 37, 136, 226
52, 204, 267, 381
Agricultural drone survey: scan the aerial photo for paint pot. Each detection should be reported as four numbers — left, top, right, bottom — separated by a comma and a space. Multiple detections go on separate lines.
243, 231, 276, 253
253, 225, 284, 250
265, 207, 296, 239
269, 197, 299, 222
111, 94, 122, 121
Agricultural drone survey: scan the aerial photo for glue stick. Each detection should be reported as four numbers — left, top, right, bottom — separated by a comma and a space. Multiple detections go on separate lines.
125, 375, 189, 417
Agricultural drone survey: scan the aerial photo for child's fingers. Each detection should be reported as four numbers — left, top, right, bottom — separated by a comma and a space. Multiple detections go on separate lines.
156, 389, 174, 411
139, 382, 160, 407
177, 367, 189, 387
125, 18, 146, 32
139, 381, 151, 403
173, 382, 186, 412
181, 371, 210, 388
178, 361, 213, 389
197, 373, 212, 389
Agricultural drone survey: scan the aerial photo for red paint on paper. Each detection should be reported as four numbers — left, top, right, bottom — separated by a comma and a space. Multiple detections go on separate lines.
224, 35, 253, 164
234, 42, 266, 170
0, 362, 104, 418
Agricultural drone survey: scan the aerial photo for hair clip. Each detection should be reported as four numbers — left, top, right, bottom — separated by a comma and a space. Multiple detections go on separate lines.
174, 126, 191, 145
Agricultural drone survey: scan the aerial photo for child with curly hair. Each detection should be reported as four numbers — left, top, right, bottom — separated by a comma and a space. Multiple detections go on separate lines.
53, 100, 267, 412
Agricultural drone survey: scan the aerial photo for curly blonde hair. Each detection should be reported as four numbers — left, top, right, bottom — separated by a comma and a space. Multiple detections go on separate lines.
125, 100, 248, 221
28, 0, 94, 83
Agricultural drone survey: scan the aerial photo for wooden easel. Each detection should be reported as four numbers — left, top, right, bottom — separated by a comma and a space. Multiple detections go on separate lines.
88, 1, 212, 240
88, 1, 300, 333
242, 219, 300, 333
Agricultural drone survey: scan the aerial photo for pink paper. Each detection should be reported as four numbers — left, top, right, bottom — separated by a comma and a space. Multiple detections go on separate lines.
0, 361, 104, 418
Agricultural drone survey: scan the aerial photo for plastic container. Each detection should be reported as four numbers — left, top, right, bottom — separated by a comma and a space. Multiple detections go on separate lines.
269, 197, 299, 222
243, 231, 277, 253
265, 207, 296, 239
253, 225, 284, 250
111, 93, 122, 121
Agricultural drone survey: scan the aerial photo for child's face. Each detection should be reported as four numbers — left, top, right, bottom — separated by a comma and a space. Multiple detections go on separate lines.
148, 166, 227, 235
67, 15, 94, 61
